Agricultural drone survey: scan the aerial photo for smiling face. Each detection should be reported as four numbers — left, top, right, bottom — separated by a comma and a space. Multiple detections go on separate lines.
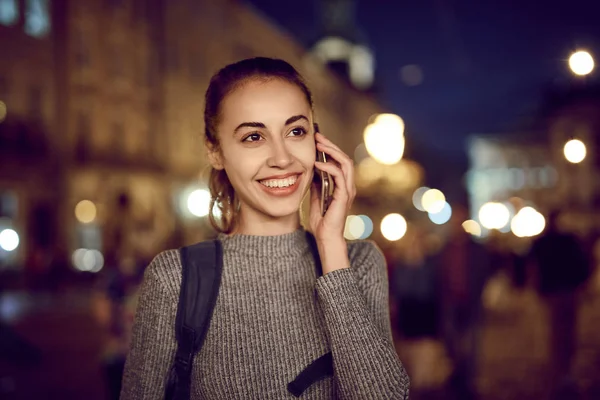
208, 78, 316, 234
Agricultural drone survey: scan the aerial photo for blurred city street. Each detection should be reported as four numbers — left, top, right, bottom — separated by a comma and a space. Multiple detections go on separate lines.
1, 278, 600, 399
398, 272, 600, 400
0, 288, 107, 400
2, 0, 600, 398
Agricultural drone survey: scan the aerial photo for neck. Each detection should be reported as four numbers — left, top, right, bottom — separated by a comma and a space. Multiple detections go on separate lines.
234, 207, 302, 236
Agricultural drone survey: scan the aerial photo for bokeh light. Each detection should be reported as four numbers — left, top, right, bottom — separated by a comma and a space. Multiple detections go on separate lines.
462, 220, 482, 237
412, 186, 430, 211
75, 200, 97, 224
344, 215, 374, 240
569, 50, 595, 76
187, 189, 211, 217
0, 229, 19, 251
344, 215, 365, 240
358, 215, 374, 239
72, 248, 104, 273
563, 139, 586, 163
428, 201, 452, 225
399, 64, 424, 86
380, 213, 407, 241
478, 202, 510, 230
363, 113, 405, 165
421, 189, 446, 214
511, 207, 546, 238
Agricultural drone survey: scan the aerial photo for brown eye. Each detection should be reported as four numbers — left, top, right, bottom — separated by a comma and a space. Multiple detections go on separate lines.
288, 127, 307, 137
243, 133, 262, 142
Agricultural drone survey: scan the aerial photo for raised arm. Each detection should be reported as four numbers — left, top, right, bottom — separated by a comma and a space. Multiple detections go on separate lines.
315, 240, 410, 399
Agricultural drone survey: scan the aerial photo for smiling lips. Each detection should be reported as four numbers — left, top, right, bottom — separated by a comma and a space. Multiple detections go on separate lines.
258, 173, 302, 196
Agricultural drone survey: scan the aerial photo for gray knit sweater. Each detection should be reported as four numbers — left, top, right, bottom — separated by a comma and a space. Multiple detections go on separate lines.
121, 229, 410, 399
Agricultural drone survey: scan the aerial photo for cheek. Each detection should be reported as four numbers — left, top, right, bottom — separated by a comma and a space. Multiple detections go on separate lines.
291, 141, 316, 169
221, 146, 264, 181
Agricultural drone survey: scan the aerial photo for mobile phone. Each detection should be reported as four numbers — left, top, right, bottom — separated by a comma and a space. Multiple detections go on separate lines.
314, 123, 334, 216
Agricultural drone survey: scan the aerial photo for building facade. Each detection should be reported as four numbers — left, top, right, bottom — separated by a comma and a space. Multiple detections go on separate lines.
0, 0, 388, 271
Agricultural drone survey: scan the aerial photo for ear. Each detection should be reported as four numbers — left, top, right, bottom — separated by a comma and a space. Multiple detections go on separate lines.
205, 141, 224, 170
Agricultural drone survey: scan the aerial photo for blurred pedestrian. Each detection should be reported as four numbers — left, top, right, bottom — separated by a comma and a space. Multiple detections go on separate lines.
93, 253, 144, 400
435, 205, 491, 399
94, 192, 144, 400
391, 227, 441, 390
528, 210, 591, 396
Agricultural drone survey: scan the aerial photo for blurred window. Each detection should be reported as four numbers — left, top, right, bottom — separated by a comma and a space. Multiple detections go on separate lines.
25, 0, 50, 38
0, 0, 18, 26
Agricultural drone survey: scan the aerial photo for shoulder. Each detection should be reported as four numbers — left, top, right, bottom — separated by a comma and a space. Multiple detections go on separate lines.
142, 249, 183, 298
347, 240, 386, 279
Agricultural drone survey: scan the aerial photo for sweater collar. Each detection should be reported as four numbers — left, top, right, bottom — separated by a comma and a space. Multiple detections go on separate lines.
217, 228, 310, 259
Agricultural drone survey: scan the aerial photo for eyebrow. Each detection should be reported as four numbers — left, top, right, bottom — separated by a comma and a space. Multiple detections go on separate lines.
233, 115, 309, 135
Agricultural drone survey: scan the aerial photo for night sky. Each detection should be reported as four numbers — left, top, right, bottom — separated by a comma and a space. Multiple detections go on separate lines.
247, 0, 599, 180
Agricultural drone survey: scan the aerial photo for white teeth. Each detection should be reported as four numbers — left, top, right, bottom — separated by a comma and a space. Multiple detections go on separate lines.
260, 175, 298, 188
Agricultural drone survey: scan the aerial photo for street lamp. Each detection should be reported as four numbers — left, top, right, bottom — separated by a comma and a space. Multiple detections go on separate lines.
568, 50, 595, 76
564, 139, 586, 164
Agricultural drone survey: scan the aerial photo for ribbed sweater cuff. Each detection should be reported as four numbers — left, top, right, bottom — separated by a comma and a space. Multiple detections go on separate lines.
315, 268, 365, 315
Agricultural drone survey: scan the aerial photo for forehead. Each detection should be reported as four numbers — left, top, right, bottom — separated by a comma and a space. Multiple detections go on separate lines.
220, 79, 311, 125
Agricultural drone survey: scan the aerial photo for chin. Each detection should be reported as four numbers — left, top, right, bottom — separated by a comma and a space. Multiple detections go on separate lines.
261, 201, 303, 220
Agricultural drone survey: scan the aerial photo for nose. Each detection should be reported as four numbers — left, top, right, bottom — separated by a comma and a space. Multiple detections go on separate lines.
266, 140, 294, 168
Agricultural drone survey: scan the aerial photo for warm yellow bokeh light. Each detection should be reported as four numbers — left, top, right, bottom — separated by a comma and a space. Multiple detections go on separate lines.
380, 213, 407, 241
363, 113, 405, 165
564, 139, 586, 163
412, 186, 430, 211
478, 202, 510, 230
462, 219, 482, 237
511, 207, 546, 238
569, 51, 595, 76
75, 200, 97, 224
421, 189, 446, 214
344, 215, 366, 240
187, 189, 211, 217
374, 113, 405, 132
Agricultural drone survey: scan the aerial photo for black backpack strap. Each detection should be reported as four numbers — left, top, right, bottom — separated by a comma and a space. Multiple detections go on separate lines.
287, 352, 334, 397
165, 240, 223, 400
286, 232, 334, 397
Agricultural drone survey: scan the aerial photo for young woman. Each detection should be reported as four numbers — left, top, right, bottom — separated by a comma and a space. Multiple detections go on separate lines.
121, 57, 410, 399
